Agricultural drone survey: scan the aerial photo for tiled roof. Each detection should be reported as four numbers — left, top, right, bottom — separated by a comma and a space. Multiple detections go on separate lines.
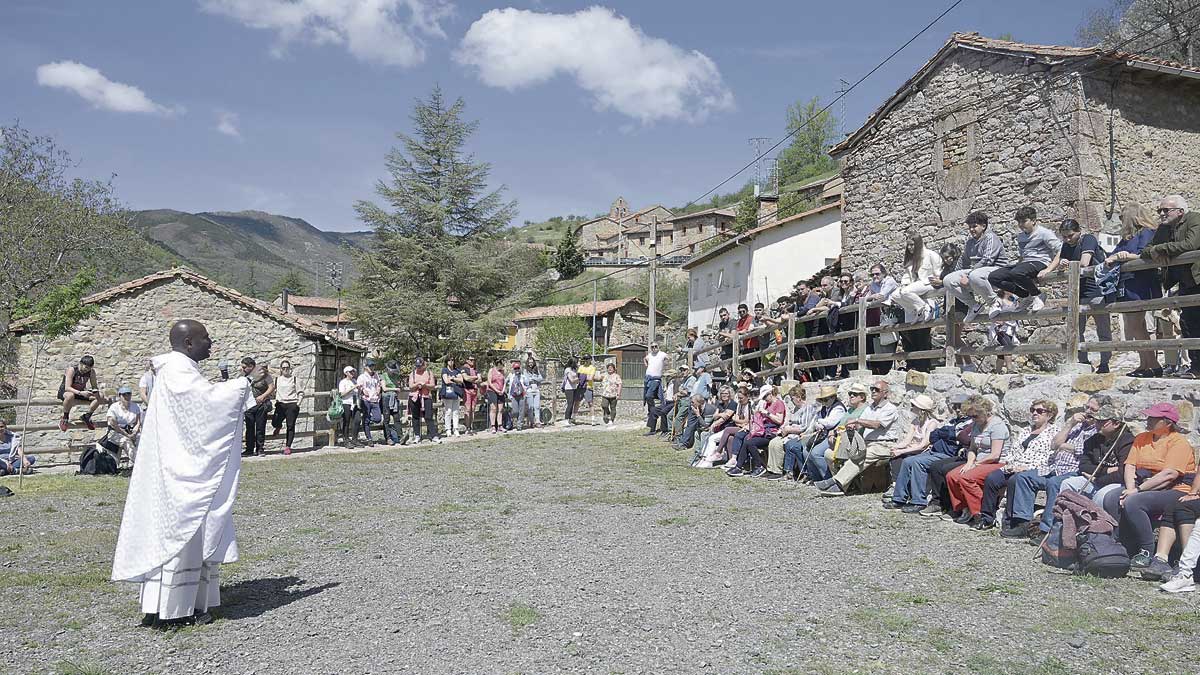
514, 297, 669, 322
10, 267, 366, 352
831, 32, 1200, 156
286, 295, 340, 309
666, 207, 737, 222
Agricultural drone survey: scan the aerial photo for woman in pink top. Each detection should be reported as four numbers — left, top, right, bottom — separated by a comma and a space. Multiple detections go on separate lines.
486, 359, 506, 433
407, 358, 438, 442
727, 384, 786, 478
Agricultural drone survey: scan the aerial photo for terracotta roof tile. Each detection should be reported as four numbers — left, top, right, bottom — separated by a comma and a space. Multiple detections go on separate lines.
286, 295, 341, 309
514, 297, 668, 322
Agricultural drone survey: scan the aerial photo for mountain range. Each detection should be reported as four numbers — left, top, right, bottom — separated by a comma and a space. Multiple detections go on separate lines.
129, 209, 371, 298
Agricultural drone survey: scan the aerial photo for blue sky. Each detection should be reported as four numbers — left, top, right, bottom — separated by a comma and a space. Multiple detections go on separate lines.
1, 0, 1106, 232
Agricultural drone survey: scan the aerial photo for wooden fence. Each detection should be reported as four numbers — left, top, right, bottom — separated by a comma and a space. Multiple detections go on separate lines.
690, 251, 1200, 380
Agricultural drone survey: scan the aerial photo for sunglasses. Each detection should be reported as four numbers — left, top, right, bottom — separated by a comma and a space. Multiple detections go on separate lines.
869, 386, 881, 392
1029, 407, 1049, 414
871, 272, 882, 276
1158, 208, 1178, 214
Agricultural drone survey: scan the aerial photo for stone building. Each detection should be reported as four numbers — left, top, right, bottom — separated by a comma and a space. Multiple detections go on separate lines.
11, 268, 365, 448
661, 206, 736, 258
576, 198, 674, 260
512, 297, 669, 354
275, 292, 358, 340
831, 32, 1200, 274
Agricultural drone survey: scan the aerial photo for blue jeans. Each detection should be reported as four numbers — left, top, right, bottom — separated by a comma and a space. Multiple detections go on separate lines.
381, 393, 402, 444
783, 438, 807, 475
360, 400, 381, 442
892, 451, 954, 506
1008, 471, 1077, 532
803, 439, 833, 481
643, 376, 662, 429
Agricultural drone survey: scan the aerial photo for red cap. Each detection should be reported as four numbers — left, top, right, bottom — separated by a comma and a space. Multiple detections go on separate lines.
1141, 402, 1181, 424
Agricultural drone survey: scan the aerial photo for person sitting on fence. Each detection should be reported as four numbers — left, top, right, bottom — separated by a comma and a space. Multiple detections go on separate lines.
802, 382, 869, 483
1058, 218, 1112, 374
980, 399, 1061, 533
863, 264, 900, 376
1098, 402, 1196, 574
766, 383, 819, 481
987, 206, 1062, 317
942, 211, 1011, 323
725, 384, 785, 478
0, 419, 33, 476
892, 234, 944, 324
1139, 194, 1200, 379
693, 385, 738, 468
944, 397, 1010, 527
598, 362, 622, 426
1104, 204, 1162, 377
105, 386, 143, 463
877, 394, 938, 507
715, 307, 735, 373
816, 380, 900, 496
890, 392, 970, 514
337, 366, 360, 448
58, 354, 107, 432
733, 303, 759, 373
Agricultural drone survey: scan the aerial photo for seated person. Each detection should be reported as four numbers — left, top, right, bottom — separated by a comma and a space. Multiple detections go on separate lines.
802, 383, 869, 483
673, 394, 708, 451
944, 397, 1010, 527
58, 355, 108, 432
767, 384, 819, 481
895, 392, 973, 515
726, 385, 785, 478
986, 206, 1062, 315
105, 386, 144, 463
982, 400, 1061, 533
0, 419, 34, 476
1098, 403, 1196, 574
881, 394, 939, 511
789, 386, 847, 483
1039, 405, 1133, 542
815, 380, 900, 497
694, 386, 738, 468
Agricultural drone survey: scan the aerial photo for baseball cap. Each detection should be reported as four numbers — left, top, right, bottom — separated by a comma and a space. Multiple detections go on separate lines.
344, 366, 356, 374
1142, 402, 1181, 424
117, 386, 132, 395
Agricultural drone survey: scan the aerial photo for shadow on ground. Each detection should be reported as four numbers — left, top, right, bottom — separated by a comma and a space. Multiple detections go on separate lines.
218, 576, 339, 620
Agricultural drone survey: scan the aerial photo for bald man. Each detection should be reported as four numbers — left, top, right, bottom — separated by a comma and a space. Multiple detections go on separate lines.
112, 320, 255, 627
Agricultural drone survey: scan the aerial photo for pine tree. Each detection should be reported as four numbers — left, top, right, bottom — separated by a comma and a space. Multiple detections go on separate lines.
555, 227, 585, 280
268, 269, 311, 299
349, 87, 549, 362
733, 192, 759, 233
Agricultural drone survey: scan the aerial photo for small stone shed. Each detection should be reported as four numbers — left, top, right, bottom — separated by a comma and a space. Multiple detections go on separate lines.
831, 31, 1200, 273
10, 268, 365, 446
513, 297, 668, 354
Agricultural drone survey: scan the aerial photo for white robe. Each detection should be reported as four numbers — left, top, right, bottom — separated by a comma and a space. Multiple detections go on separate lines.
112, 350, 252, 618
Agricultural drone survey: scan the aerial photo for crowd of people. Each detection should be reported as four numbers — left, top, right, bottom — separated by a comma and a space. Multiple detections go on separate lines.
685, 199, 1199, 381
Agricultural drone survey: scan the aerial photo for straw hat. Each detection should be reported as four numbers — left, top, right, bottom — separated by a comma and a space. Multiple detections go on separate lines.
778, 379, 799, 397
910, 394, 935, 412
816, 385, 839, 400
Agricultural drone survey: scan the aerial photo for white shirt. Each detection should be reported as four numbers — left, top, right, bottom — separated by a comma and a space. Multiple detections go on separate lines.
859, 400, 900, 442
899, 249, 944, 286
338, 377, 357, 405
357, 372, 381, 403
275, 374, 300, 404
106, 401, 142, 429
645, 351, 668, 377
138, 371, 155, 400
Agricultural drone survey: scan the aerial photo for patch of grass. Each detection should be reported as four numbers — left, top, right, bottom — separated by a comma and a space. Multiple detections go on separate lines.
0, 566, 110, 591
507, 602, 541, 632
894, 555, 935, 573
293, 526, 325, 536
849, 608, 915, 632
925, 628, 954, 653
889, 591, 932, 606
976, 580, 1024, 595
552, 490, 661, 508
57, 661, 115, 675
1, 542, 20, 554
656, 516, 690, 526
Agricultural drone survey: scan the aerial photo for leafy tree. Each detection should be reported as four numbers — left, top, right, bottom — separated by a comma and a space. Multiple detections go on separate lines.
555, 226, 585, 280
777, 192, 816, 220
777, 98, 839, 186
533, 317, 601, 362
349, 88, 549, 363
268, 269, 312, 299
1077, 0, 1200, 65
732, 191, 759, 234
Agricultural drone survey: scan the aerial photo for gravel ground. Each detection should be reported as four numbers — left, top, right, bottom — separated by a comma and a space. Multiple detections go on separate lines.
4, 423, 1200, 675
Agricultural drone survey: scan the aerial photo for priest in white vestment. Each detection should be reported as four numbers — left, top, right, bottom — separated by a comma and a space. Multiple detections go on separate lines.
112, 320, 253, 625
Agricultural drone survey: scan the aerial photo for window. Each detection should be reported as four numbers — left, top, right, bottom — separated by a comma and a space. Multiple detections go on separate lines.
692, 275, 700, 300
706, 273, 713, 298
732, 262, 741, 288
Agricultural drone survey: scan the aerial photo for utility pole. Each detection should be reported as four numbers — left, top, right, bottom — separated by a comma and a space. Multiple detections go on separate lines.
648, 216, 658, 345
837, 79, 850, 136
326, 261, 344, 339
748, 137, 771, 195
591, 278, 598, 360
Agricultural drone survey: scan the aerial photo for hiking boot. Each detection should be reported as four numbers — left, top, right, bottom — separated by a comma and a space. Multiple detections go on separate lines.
1130, 550, 1153, 569
1141, 556, 1174, 581
901, 504, 924, 514
813, 478, 836, 491
918, 504, 942, 517
819, 483, 846, 497
1161, 572, 1197, 594
764, 472, 785, 481
1000, 525, 1028, 540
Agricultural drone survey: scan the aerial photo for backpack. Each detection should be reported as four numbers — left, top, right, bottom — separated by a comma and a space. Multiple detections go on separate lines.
1038, 521, 1075, 570
1075, 532, 1131, 578
79, 445, 119, 475
327, 393, 344, 421
510, 376, 525, 399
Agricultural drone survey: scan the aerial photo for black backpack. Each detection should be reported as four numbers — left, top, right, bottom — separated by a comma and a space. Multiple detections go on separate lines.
79, 444, 119, 475
1039, 521, 1075, 570
1075, 531, 1130, 578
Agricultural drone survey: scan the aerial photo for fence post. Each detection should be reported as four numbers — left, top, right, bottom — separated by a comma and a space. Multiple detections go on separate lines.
1066, 260, 1081, 364
732, 331, 740, 376
943, 287, 957, 368
786, 314, 796, 379
856, 294, 868, 372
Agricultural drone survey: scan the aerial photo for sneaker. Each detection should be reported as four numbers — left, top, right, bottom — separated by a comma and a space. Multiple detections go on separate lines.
971, 517, 995, 530
818, 483, 846, 497
918, 504, 942, 517
1141, 556, 1174, 581
694, 460, 714, 469
749, 467, 766, 478
1025, 295, 1045, 313
882, 500, 900, 510
963, 303, 983, 323
1131, 550, 1153, 569
953, 511, 974, 525
901, 504, 924, 514
81, 413, 96, 431
1161, 572, 1197, 594
764, 472, 786, 481
1000, 525, 1027, 540
283, 446, 292, 456
725, 467, 745, 477
642, 430, 657, 436
58, 418, 69, 432
882, 483, 895, 500
813, 478, 836, 491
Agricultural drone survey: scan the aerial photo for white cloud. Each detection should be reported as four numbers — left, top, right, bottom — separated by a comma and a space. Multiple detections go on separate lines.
455, 7, 734, 124
200, 0, 451, 67
216, 110, 241, 138
35, 61, 179, 115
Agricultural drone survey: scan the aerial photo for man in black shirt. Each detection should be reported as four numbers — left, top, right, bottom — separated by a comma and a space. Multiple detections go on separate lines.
1058, 219, 1111, 372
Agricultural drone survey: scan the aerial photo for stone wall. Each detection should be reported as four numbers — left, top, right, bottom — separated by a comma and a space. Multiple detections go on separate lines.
669, 212, 732, 256
14, 277, 324, 450
804, 367, 1200, 451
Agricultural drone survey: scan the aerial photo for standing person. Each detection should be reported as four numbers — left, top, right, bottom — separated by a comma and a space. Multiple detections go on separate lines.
1106, 204, 1164, 376
643, 343, 668, 434
942, 211, 1010, 322
864, 264, 900, 375
715, 307, 735, 375
408, 358, 438, 442
356, 360, 382, 447
460, 356, 481, 433
112, 320, 254, 627
892, 234, 943, 323
239, 358, 274, 457
271, 360, 303, 455
525, 356, 544, 428
138, 360, 156, 406
598, 362, 622, 425
105, 386, 144, 463
578, 356, 597, 417
1141, 194, 1200, 378
484, 359, 505, 433
987, 206, 1063, 315
1058, 219, 1112, 373
440, 357, 464, 437
337, 366, 359, 448
560, 357, 580, 426
506, 360, 534, 430
380, 362, 405, 445
58, 355, 107, 432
